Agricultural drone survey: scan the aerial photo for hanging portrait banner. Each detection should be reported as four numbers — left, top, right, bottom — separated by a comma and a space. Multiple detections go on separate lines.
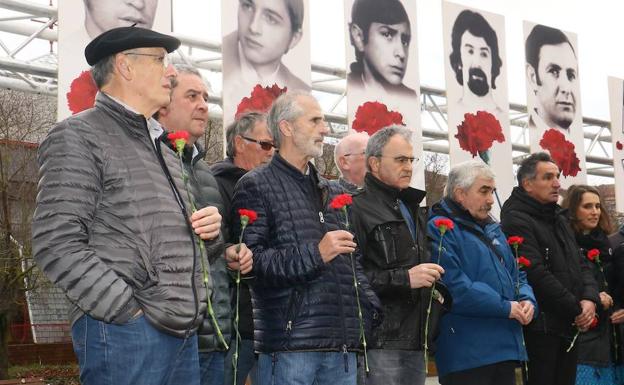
523, 21, 586, 187
57, 0, 172, 120
344, 0, 425, 191
608, 77, 624, 212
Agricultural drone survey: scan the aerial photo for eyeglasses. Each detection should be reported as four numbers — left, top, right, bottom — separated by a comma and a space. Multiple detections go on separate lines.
344, 151, 365, 157
122, 52, 171, 68
240, 135, 275, 151
379, 155, 419, 165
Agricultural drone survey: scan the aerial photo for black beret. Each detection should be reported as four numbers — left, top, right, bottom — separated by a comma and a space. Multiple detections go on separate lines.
85, 26, 181, 66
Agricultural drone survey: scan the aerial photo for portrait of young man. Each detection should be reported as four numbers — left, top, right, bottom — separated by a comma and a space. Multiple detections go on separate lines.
222, 0, 311, 125
83, 0, 158, 39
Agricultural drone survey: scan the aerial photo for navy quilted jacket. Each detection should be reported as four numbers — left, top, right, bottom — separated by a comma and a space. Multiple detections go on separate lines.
231, 154, 381, 353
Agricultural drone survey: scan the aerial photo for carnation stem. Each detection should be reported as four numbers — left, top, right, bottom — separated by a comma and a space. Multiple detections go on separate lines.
232, 228, 246, 385
513, 245, 529, 381
424, 231, 445, 374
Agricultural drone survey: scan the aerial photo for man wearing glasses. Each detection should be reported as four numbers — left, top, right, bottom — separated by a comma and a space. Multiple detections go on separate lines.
210, 111, 273, 385
350, 125, 450, 385
332, 132, 369, 194
33, 27, 223, 385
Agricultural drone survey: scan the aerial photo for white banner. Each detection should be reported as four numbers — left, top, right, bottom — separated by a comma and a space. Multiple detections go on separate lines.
442, 1, 513, 215
523, 21, 586, 187
221, 0, 312, 127
608, 77, 624, 212
57, 0, 172, 121
344, 0, 425, 190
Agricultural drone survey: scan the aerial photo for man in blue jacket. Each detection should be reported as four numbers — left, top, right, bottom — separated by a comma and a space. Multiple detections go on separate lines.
231, 91, 381, 385
428, 160, 536, 385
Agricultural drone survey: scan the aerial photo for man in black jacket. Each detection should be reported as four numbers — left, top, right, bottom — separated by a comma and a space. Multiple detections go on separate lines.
231, 91, 381, 385
350, 126, 446, 385
156, 64, 253, 385
501, 152, 599, 385
210, 111, 273, 385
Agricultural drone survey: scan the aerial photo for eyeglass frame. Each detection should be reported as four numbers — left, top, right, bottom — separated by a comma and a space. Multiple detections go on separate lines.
121, 51, 171, 68
240, 135, 275, 151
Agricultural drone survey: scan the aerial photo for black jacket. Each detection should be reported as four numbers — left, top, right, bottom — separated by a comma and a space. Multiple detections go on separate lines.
210, 157, 254, 340
231, 154, 382, 353
575, 229, 622, 366
500, 187, 599, 337
172, 141, 231, 353
350, 173, 449, 350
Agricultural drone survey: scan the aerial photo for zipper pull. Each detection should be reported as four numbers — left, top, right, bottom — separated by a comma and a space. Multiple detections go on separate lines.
319, 211, 325, 223
286, 320, 292, 332
342, 344, 349, 373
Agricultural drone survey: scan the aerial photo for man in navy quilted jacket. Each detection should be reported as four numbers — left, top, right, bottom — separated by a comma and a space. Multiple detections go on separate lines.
231, 91, 382, 385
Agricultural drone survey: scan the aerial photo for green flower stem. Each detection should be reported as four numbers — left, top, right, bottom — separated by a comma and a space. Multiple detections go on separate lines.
232, 225, 247, 385
512, 244, 529, 381
567, 329, 580, 352
424, 229, 446, 374
176, 151, 228, 350
342, 206, 368, 372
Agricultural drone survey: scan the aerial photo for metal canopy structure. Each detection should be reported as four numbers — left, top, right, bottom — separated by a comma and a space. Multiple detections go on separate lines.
0, 0, 615, 179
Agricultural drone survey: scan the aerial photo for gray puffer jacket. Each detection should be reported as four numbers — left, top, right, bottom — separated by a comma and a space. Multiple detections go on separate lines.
32, 93, 208, 337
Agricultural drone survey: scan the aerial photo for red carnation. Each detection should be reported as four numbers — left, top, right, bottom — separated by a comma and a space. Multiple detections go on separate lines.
67, 70, 97, 115
589, 316, 599, 329
167, 131, 190, 154
235, 84, 287, 120
454, 111, 505, 160
330, 193, 353, 210
587, 248, 600, 262
352, 101, 404, 136
238, 209, 258, 226
434, 218, 454, 235
507, 236, 524, 247
539, 129, 581, 177
617, 141, 623, 151
517, 256, 531, 268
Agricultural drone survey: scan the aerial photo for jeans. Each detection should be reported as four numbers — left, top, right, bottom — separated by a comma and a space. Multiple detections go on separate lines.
199, 351, 225, 385
71, 314, 200, 385
257, 351, 357, 385
357, 349, 425, 385
224, 339, 258, 385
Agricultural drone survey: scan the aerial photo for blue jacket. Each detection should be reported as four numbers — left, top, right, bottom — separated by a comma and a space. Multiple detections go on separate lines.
428, 199, 536, 376
231, 154, 381, 353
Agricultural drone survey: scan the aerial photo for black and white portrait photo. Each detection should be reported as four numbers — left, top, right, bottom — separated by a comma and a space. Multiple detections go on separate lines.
57, 0, 171, 119
523, 21, 586, 185
442, 2, 513, 212
83, 0, 158, 39
221, 0, 311, 125
607, 77, 623, 211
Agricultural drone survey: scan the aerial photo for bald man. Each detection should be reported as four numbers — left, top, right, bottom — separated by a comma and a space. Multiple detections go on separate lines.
333, 132, 369, 194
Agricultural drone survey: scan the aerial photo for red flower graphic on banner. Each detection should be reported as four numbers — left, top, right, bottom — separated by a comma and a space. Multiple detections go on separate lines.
454, 111, 505, 162
617, 141, 623, 151
352, 101, 404, 136
539, 129, 581, 177
67, 70, 97, 115
235, 84, 287, 120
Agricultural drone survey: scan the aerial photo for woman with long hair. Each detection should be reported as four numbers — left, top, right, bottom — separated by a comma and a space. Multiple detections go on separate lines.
562, 185, 623, 385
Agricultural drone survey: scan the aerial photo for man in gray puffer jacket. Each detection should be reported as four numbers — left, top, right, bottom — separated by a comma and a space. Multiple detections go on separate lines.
32, 27, 222, 385
157, 64, 253, 385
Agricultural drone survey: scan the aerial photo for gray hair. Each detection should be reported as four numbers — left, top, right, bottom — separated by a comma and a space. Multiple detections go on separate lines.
444, 160, 496, 199
90, 55, 115, 88
365, 125, 412, 171
171, 64, 213, 92
267, 91, 309, 148
226, 111, 267, 158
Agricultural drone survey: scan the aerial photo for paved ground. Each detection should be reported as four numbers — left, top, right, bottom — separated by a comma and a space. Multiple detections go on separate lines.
425, 377, 439, 384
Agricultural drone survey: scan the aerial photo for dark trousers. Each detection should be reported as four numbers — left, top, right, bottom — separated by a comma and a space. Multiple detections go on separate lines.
439, 360, 517, 385
524, 330, 577, 385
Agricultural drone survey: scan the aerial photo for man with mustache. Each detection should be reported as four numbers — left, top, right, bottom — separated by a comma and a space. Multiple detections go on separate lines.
501, 152, 599, 385
83, 0, 158, 39
231, 91, 381, 385
525, 24, 579, 132
350, 126, 450, 385
347, 0, 417, 98
449, 9, 503, 115
156, 64, 254, 385
428, 160, 536, 385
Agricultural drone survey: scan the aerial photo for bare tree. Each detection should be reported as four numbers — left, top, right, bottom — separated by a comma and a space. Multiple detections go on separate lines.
0, 89, 55, 379
203, 117, 224, 165
424, 152, 448, 205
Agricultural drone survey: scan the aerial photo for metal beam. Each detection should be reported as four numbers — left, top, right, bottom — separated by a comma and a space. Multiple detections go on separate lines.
0, 0, 55, 18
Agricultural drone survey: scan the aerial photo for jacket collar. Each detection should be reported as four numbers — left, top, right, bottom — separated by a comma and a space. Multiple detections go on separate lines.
506, 186, 559, 221
364, 172, 426, 206
271, 152, 320, 181
94, 92, 150, 139
432, 198, 493, 231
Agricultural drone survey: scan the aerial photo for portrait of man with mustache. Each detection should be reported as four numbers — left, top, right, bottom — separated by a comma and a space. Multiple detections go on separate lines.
449, 9, 504, 116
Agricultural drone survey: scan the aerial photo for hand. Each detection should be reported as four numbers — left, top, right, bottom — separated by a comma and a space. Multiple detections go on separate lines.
575, 299, 596, 330
408, 263, 444, 289
509, 301, 526, 324
318, 230, 356, 263
599, 291, 614, 310
519, 300, 535, 325
226, 243, 253, 274
191, 206, 221, 240
611, 309, 624, 324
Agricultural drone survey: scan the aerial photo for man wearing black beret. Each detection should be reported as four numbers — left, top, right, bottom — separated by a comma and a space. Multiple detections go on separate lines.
33, 27, 224, 385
